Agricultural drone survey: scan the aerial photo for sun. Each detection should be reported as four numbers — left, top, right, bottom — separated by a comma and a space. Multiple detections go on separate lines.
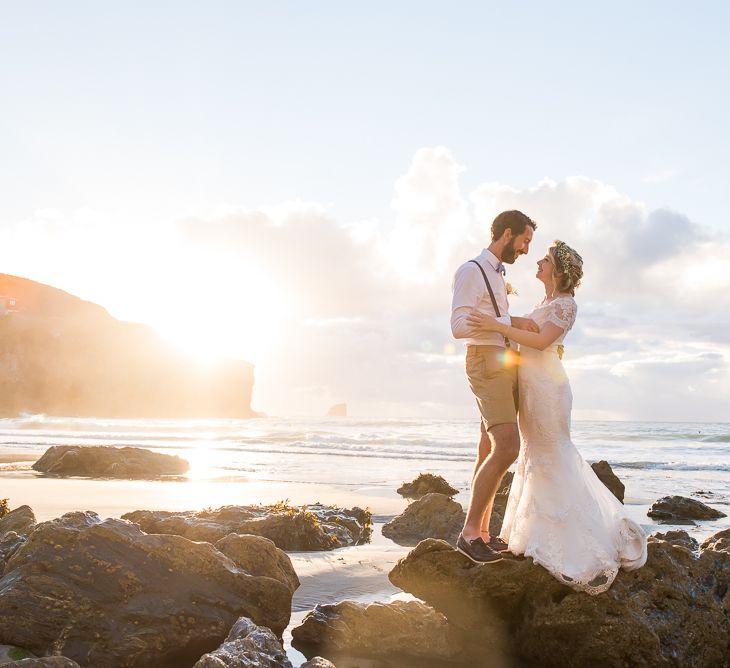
148, 262, 288, 366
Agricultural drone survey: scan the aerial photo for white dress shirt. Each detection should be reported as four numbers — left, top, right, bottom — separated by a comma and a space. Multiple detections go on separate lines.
451, 249, 512, 347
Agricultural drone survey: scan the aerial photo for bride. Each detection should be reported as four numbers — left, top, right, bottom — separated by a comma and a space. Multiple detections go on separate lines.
465, 240, 647, 595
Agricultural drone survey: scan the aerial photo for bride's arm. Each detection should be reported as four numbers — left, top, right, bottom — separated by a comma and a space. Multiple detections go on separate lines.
465, 310, 564, 350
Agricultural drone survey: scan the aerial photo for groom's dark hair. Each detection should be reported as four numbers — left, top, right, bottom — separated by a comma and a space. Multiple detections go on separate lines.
491, 210, 537, 240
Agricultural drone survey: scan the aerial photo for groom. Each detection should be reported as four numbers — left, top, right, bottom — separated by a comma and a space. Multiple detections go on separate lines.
451, 210, 537, 563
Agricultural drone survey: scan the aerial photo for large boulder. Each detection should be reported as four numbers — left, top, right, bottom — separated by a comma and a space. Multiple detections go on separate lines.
702, 528, 730, 553
0, 505, 36, 536
590, 460, 625, 503
32, 445, 189, 478
192, 617, 292, 668
652, 529, 699, 551
0, 657, 80, 667
397, 473, 458, 499
388, 530, 730, 668
215, 534, 299, 593
0, 531, 26, 572
382, 493, 464, 546
123, 503, 371, 551
300, 659, 336, 668
0, 511, 294, 668
647, 495, 727, 521
2, 658, 81, 667
291, 600, 482, 667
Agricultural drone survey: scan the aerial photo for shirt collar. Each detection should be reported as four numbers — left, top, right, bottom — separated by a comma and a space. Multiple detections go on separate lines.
481, 249, 502, 272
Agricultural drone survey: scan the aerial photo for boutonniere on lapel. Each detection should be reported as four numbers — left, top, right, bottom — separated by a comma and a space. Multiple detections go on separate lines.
506, 282, 518, 296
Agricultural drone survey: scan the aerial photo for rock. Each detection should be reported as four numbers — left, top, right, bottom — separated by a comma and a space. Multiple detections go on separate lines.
300, 658, 337, 668
0, 511, 293, 668
701, 528, 730, 553
5, 658, 81, 667
0, 505, 36, 536
652, 529, 699, 551
397, 473, 458, 499
123, 503, 372, 551
382, 493, 464, 546
192, 616, 292, 668
215, 534, 299, 593
32, 445, 189, 479
590, 460, 625, 503
388, 535, 730, 668
0, 644, 36, 663
326, 403, 347, 417
0, 532, 26, 572
291, 600, 481, 666
647, 495, 727, 521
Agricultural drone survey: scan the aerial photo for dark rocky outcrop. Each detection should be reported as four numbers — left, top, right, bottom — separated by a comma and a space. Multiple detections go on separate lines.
0, 511, 294, 668
123, 503, 371, 551
0, 531, 26, 571
590, 460, 625, 502
652, 529, 699, 551
397, 473, 458, 499
0, 657, 81, 667
300, 658, 336, 668
215, 534, 300, 593
0, 273, 257, 418
388, 532, 730, 668
192, 617, 292, 668
382, 493, 464, 546
32, 445, 190, 479
648, 495, 727, 521
292, 600, 483, 667
4, 658, 81, 667
702, 528, 730, 553
0, 505, 36, 535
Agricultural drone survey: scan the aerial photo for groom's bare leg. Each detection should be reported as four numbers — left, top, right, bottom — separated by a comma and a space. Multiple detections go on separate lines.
462, 423, 519, 540
471, 425, 496, 537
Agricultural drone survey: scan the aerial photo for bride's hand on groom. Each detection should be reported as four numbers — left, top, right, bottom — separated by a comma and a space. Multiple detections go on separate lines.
511, 317, 539, 333
466, 310, 499, 331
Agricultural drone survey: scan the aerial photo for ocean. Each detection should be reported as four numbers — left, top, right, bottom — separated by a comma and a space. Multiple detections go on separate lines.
2, 415, 729, 537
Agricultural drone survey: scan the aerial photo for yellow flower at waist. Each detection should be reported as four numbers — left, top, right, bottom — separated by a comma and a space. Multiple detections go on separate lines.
557, 345, 565, 360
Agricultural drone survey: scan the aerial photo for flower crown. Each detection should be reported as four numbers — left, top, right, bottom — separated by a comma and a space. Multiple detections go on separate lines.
553, 240, 583, 284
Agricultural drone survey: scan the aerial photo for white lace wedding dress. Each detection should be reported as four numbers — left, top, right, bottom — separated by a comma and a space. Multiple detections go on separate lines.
499, 296, 647, 594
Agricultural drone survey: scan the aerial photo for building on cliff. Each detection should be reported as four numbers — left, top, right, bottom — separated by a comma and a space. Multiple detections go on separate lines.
0, 295, 17, 316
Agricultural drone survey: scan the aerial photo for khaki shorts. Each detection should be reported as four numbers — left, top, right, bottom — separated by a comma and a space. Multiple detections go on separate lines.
465, 345, 519, 432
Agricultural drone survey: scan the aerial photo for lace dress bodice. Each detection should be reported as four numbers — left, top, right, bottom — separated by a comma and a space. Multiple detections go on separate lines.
500, 294, 647, 595
523, 295, 577, 347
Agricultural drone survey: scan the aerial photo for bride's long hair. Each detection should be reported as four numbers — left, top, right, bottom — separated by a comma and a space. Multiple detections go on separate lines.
549, 240, 583, 296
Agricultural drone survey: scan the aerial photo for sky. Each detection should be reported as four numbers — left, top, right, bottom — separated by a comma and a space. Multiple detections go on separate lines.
1, 2, 729, 420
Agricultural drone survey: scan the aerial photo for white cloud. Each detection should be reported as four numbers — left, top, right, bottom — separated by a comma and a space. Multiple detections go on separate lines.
3, 147, 728, 421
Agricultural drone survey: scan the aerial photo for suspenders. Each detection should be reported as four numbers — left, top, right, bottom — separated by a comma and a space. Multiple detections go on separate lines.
468, 260, 511, 349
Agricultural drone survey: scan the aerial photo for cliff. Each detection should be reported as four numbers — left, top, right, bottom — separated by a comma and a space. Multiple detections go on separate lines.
0, 274, 257, 418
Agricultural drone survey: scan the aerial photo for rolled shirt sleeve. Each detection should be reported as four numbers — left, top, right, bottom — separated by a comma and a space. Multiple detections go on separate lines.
450, 256, 511, 346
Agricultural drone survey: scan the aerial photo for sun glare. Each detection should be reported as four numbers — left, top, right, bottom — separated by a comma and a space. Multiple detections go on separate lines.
148, 261, 287, 365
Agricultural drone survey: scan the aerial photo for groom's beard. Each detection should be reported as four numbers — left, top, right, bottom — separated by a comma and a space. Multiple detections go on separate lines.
502, 239, 518, 263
